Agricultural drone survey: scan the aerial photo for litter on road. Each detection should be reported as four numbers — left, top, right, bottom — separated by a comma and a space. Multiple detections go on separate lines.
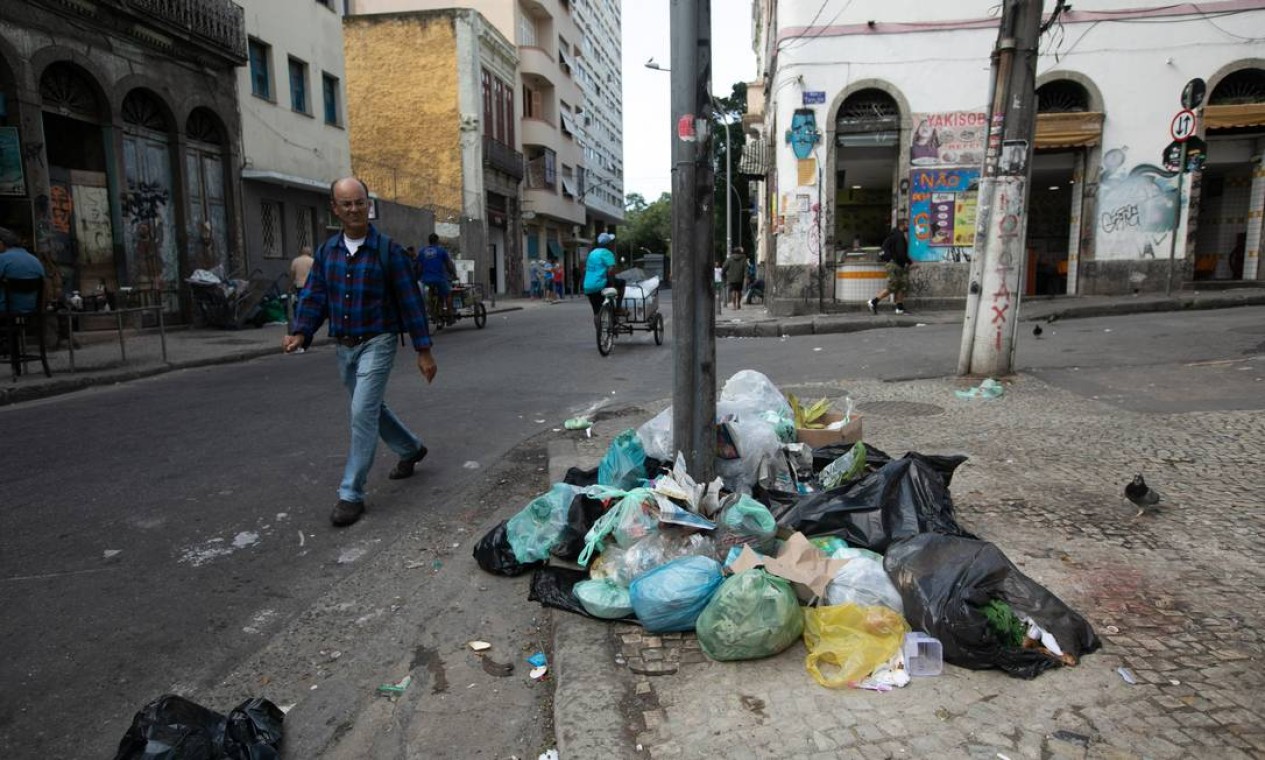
475, 370, 1100, 691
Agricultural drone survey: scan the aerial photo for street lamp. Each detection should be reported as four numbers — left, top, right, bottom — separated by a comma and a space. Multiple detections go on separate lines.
646, 58, 733, 260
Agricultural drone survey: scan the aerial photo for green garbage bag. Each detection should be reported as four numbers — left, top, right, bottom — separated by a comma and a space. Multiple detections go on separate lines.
696, 569, 804, 661
505, 483, 576, 563
715, 495, 777, 553
598, 429, 647, 490
573, 579, 634, 619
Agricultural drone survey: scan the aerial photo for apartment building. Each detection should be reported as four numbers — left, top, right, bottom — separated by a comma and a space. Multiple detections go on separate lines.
0, 0, 246, 315
237, 0, 353, 285
572, 0, 625, 242
752, 0, 1265, 313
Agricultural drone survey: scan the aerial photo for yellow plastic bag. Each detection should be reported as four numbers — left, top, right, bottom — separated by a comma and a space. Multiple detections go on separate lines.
803, 604, 909, 688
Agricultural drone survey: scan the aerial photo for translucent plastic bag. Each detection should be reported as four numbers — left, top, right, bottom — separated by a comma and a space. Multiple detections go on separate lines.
622, 530, 717, 583
713, 494, 777, 553
719, 369, 792, 420
824, 555, 904, 614
629, 555, 724, 633
598, 429, 647, 490
803, 604, 909, 689
505, 483, 577, 564
696, 570, 804, 661
612, 488, 661, 548
573, 579, 635, 619
818, 442, 867, 490
636, 407, 674, 462
714, 414, 784, 494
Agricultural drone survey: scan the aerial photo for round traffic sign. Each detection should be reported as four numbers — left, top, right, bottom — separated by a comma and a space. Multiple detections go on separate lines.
1170, 109, 1197, 142
1181, 78, 1206, 110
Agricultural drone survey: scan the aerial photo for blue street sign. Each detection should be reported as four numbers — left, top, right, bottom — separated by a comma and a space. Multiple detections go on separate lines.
802, 91, 826, 105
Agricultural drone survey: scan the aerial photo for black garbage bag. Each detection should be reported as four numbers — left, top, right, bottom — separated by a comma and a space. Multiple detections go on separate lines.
884, 534, 1101, 679
114, 694, 284, 760
528, 566, 639, 624
562, 465, 599, 487
811, 444, 968, 488
774, 454, 974, 553
473, 520, 542, 576
550, 492, 606, 562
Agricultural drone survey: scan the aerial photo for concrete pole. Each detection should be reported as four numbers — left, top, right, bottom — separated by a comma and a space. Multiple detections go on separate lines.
718, 114, 730, 316
958, 0, 1044, 377
670, 0, 717, 480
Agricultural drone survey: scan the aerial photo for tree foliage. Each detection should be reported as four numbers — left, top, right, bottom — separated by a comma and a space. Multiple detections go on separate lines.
711, 81, 753, 264
621, 191, 672, 265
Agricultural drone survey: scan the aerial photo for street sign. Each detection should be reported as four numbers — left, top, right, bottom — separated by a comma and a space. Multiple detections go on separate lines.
1170, 109, 1197, 142
802, 91, 826, 105
1181, 78, 1206, 110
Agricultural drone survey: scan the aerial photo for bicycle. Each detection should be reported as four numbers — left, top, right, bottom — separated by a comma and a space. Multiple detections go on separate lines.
425, 280, 487, 331
595, 276, 664, 356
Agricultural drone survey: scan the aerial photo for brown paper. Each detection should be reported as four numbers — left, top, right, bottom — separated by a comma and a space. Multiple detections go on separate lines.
762, 532, 848, 601
727, 545, 767, 575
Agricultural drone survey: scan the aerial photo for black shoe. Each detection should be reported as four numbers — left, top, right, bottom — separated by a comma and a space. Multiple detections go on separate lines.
867, 298, 878, 315
388, 445, 428, 480
331, 499, 365, 527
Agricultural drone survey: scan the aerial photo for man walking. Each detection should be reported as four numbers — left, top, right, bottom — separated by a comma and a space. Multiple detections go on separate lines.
868, 217, 912, 316
721, 246, 748, 310
287, 244, 314, 324
283, 177, 437, 527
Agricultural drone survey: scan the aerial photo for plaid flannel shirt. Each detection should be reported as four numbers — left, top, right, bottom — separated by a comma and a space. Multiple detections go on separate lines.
292, 225, 432, 351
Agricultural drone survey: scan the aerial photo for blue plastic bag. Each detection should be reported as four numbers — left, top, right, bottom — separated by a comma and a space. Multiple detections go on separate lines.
505, 483, 577, 563
629, 555, 723, 632
598, 429, 647, 490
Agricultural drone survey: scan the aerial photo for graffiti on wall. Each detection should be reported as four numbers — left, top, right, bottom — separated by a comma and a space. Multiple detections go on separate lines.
122, 179, 173, 287
1095, 148, 1179, 261
71, 184, 113, 265
909, 168, 980, 262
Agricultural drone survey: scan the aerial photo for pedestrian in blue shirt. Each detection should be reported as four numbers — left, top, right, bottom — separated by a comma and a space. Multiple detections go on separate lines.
0, 227, 45, 313
416, 232, 457, 318
284, 177, 437, 527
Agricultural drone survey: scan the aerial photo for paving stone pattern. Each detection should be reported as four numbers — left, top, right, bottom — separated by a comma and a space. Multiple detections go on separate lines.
571, 376, 1265, 759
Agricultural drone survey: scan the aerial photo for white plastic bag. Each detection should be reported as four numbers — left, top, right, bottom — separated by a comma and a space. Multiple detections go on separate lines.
824, 556, 904, 614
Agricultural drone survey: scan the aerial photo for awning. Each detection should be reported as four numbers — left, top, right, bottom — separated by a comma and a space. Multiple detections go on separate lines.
547, 240, 564, 258
1204, 103, 1265, 130
738, 138, 769, 175
560, 111, 581, 138
561, 177, 578, 197
1034, 111, 1104, 149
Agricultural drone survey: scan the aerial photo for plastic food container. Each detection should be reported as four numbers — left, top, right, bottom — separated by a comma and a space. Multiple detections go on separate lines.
903, 632, 944, 676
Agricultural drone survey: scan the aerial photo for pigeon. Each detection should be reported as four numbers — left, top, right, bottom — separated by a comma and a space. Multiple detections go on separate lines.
1033, 324, 1043, 338
1125, 474, 1161, 517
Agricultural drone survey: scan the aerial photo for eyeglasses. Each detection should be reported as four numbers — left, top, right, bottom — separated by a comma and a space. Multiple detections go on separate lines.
335, 199, 368, 211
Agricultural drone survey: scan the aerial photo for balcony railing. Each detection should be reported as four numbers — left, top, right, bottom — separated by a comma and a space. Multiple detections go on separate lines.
483, 136, 525, 181
122, 0, 246, 62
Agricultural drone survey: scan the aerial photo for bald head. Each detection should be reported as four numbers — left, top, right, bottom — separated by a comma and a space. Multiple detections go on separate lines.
330, 176, 371, 238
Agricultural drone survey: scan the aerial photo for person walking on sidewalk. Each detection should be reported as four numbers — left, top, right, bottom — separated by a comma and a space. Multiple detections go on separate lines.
722, 246, 748, 310
283, 177, 437, 528
868, 217, 912, 316
287, 244, 314, 324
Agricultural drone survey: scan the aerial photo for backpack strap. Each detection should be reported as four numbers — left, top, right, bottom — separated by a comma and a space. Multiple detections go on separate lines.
376, 231, 406, 345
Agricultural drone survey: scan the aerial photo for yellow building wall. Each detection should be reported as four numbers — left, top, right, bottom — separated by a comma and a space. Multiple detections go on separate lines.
343, 15, 462, 214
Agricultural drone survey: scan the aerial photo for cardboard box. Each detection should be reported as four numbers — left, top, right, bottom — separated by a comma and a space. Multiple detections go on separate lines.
796, 411, 863, 448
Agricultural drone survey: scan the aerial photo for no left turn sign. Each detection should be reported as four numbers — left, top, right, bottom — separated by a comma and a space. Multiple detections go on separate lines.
1170, 109, 1197, 142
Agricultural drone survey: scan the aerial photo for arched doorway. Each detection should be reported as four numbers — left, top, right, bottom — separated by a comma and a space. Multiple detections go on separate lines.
40, 61, 112, 297
184, 107, 230, 272
833, 89, 901, 252
1194, 66, 1265, 281
1029, 77, 1104, 295
0, 50, 30, 249
121, 89, 177, 303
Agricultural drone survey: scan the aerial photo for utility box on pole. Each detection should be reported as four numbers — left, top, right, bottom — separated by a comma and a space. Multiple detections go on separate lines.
958, 0, 1047, 377
670, 0, 717, 480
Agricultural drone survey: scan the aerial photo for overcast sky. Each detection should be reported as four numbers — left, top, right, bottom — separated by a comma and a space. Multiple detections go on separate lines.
620, 3, 758, 203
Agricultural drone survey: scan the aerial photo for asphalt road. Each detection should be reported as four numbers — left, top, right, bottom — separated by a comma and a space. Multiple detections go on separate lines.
1, 295, 1261, 757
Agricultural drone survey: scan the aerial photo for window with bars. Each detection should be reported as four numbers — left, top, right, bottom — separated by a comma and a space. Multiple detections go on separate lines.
261, 200, 284, 258
322, 73, 340, 125
295, 206, 314, 250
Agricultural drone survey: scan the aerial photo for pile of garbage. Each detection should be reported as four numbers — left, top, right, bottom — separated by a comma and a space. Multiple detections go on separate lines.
475, 371, 1099, 687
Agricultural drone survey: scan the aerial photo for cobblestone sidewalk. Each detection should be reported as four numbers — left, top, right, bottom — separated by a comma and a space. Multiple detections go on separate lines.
553, 375, 1265, 760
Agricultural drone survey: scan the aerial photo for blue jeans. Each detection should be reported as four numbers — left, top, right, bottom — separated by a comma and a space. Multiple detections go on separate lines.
335, 333, 423, 503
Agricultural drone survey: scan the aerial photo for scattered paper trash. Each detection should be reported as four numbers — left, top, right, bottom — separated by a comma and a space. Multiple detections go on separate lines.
529, 665, 548, 680
464, 461, 481, 469
1117, 666, 1137, 684
956, 378, 1004, 400
539, 750, 560, 760
564, 416, 593, 431
468, 640, 492, 652
376, 675, 412, 695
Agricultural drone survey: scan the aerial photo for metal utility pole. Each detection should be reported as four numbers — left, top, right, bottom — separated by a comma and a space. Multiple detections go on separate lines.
670, 0, 717, 479
958, 0, 1046, 377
